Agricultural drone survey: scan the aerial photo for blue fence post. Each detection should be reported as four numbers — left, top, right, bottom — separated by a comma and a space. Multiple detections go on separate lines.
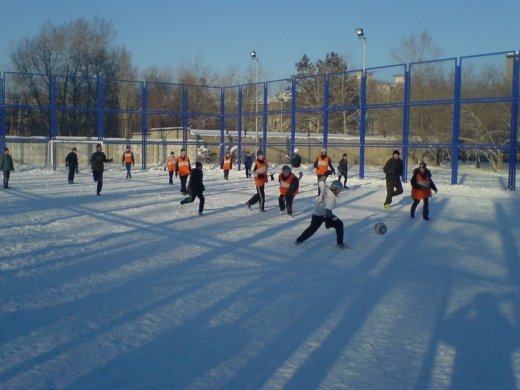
182, 85, 189, 150
141, 82, 148, 169
262, 82, 268, 157
237, 86, 243, 170
452, 61, 462, 185
97, 77, 105, 140
0, 75, 5, 152
220, 87, 225, 163
49, 75, 58, 170
402, 66, 410, 182
290, 77, 296, 155
508, 51, 519, 191
359, 71, 367, 179
323, 74, 329, 148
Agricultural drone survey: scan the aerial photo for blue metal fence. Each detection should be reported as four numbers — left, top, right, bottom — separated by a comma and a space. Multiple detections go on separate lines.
0, 50, 518, 189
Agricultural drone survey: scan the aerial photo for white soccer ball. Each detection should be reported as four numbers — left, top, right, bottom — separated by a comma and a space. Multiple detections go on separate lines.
374, 222, 387, 235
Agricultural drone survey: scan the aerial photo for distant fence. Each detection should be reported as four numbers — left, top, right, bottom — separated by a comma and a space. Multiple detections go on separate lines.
1, 50, 518, 190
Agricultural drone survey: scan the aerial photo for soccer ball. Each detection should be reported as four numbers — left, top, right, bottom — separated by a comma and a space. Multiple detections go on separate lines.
374, 222, 387, 235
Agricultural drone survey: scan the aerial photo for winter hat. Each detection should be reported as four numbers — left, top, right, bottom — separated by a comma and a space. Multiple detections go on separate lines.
72, 147, 77, 151
419, 162, 427, 169
126, 145, 130, 149
393, 150, 400, 156
96, 143, 102, 148
195, 161, 203, 169
330, 180, 343, 192
282, 165, 291, 172
294, 148, 299, 153
257, 150, 264, 157
321, 148, 327, 154
4, 147, 9, 151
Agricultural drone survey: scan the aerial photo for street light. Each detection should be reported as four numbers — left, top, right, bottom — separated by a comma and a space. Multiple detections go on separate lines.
250, 50, 259, 149
355, 28, 367, 75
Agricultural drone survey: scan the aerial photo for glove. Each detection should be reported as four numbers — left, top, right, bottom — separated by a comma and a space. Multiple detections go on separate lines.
331, 169, 336, 175
164, 167, 166, 171
76, 169, 79, 174
270, 174, 275, 181
175, 173, 178, 177
257, 173, 265, 179
326, 170, 333, 176
434, 189, 438, 194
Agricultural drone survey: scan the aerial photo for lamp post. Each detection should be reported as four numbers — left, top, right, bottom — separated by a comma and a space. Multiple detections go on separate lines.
250, 50, 259, 149
355, 28, 367, 75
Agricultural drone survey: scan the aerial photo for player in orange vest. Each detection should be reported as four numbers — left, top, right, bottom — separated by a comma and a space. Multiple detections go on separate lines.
410, 162, 438, 220
245, 150, 269, 212
278, 165, 299, 217
122, 145, 135, 179
313, 148, 335, 195
176, 148, 191, 194
164, 151, 177, 185
220, 151, 233, 180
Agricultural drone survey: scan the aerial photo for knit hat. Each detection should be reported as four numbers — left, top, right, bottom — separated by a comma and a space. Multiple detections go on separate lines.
393, 150, 400, 156
257, 150, 264, 157
195, 161, 203, 169
282, 165, 291, 172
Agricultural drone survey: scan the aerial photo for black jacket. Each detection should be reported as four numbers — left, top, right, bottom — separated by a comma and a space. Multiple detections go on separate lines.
187, 168, 205, 195
383, 157, 403, 178
65, 152, 78, 169
90, 151, 113, 172
291, 154, 302, 168
338, 159, 348, 174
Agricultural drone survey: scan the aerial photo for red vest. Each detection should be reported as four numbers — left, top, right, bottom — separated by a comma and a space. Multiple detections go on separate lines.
177, 155, 191, 176
279, 173, 298, 196
315, 155, 330, 175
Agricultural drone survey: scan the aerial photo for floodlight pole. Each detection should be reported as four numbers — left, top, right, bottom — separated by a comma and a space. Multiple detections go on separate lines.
355, 28, 367, 75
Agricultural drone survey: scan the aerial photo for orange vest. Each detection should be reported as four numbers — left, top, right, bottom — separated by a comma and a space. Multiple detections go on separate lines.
315, 155, 331, 175
254, 159, 269, 187
411, 172, 433, 200
279, 173, 298, 196
177, 155, 191, 176
123, 151, 133, 164
222, 156, 232, 170
166, 156, 176, 172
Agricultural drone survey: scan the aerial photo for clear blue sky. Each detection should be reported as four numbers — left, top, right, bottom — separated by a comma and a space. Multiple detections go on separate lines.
0, 0, 518, 82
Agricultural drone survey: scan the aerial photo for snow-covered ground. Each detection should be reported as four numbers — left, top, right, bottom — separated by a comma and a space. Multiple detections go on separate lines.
1, 163, 519, 389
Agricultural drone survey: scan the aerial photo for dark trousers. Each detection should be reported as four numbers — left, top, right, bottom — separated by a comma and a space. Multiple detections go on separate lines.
245, 166, 251, 178
297, 214, 344, 245
385, 176, 403, 205
179, 175, 188, 193
181, 192, 205, 213
168, 171, 174, 184
411, 198, 429, 219
223, 169, 230, 180
125, 163, 132, 178
248, 185, 265, 210
279, 194, 295, 215
3, 170, 10, 188
92, 170, 103, 194
68, 166, 77, 183
338, 172, 348, 186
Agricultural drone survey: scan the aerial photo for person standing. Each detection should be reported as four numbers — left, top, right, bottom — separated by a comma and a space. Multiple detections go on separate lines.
180, 161, 205, 216
220, 151, 233, 180
313, 147, 335, 195
176, 148, 191, 194
295, 180, 346, 248
245, 150, 269, 212
337, 153, 349, 189
410, 162, 438, 220
90, 143, 113, 195
1, 147, 15, 189
383, 149, 404, 208
122, 145, 135, 179
278, 165, 299, 218
165, 151, 177, 185
243, 152, 253, 178
291, 148, 303, 180
65, 147, 79, 184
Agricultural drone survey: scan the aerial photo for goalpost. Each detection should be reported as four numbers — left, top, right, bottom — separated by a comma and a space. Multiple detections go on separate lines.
49, 139, 103, 170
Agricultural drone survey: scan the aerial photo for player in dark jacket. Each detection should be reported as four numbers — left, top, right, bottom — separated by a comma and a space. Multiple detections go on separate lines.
337, 153, 349, 188
65, 147, 79, 184
180, 161, 205, 215
1, 147, 15, 189
243, 152, 253, 178
278, 165, 300, 217
90, 143, 113, 195
383, 150, 404, 208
